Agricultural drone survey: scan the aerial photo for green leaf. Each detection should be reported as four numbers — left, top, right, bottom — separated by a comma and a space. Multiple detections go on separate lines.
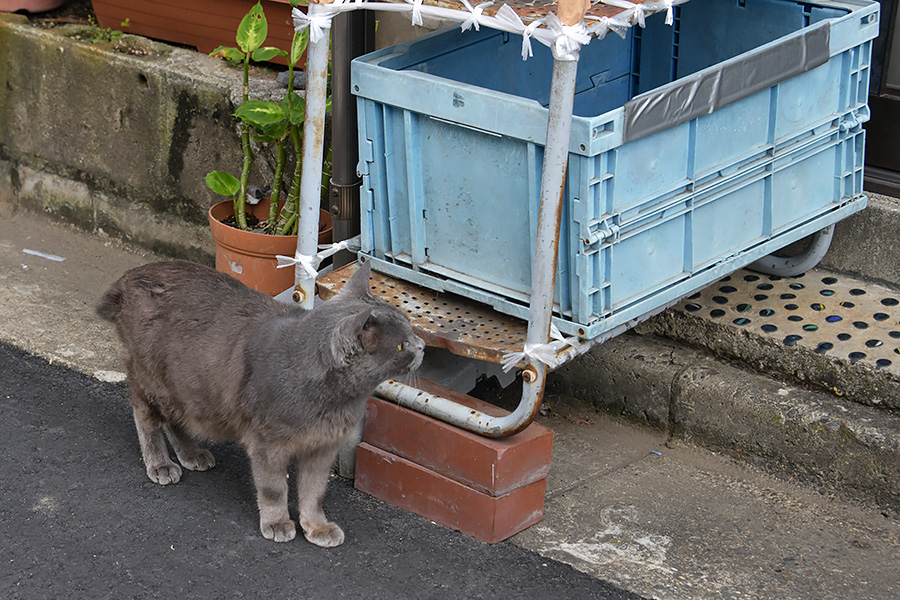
235, 101, 286, 127
290, 29, 309, 67
252, 121, 290, 143
252, 47, 287, 62
283, 92, 306, 125
236, 1, 267, 55
206, 171, 241, 197
209, 45, 245, 62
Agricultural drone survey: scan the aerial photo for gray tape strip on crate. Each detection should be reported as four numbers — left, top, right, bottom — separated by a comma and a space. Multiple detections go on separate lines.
623, 23, 831, 144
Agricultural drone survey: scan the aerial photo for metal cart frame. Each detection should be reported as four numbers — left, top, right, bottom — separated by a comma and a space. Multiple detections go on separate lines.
289, 0, 866, 437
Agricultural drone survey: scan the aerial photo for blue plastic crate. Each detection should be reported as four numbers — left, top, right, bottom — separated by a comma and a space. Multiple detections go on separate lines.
353, 0, 879, 340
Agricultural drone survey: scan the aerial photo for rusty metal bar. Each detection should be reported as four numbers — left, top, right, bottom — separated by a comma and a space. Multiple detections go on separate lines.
293, 20, 331, 310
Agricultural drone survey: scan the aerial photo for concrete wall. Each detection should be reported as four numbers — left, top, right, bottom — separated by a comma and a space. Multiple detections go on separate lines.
0, 14, 284, 262
3, 12, 897, 283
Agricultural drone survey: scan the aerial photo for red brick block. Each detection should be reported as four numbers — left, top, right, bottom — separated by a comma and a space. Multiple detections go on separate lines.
355, 442, 547, 544
362, 381, 554, 497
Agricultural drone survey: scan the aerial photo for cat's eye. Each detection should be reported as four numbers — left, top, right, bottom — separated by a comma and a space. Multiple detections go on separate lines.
397, 343, 404, 352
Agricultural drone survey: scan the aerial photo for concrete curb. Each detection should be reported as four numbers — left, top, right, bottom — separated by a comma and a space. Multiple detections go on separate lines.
549, 333, 900, 513
644, 307, 900, 411
822, 193, 900, 287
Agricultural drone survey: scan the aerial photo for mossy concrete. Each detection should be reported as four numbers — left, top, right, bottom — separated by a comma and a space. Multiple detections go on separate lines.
0, 14, 286, 262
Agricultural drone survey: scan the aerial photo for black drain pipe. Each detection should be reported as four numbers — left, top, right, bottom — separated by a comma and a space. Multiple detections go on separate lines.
329, 11, 376, 268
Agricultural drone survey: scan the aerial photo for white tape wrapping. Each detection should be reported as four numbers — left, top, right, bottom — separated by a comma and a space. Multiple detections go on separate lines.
501, 324, 580, 372
276, 235, 362, 280
292, 1, 347, 43
545, 13, 591, 61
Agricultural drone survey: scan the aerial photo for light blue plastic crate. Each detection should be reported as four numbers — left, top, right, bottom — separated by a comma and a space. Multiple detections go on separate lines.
353, 0, 879, 340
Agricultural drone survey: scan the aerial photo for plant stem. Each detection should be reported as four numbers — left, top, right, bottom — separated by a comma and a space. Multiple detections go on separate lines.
268, 138, 287, 229
234, 52, 253, 230
276, 124, 303, 234
279, 211, 298, 236
270, 58, 298, 230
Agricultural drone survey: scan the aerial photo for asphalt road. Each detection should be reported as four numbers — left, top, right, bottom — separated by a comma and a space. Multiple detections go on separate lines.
0, 343, 643, 600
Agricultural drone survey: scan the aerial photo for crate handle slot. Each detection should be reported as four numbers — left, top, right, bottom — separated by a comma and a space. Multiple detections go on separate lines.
428, 116, 503, 138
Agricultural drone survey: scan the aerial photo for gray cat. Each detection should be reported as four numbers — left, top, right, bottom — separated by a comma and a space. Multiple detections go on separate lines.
97, 259, 424, 547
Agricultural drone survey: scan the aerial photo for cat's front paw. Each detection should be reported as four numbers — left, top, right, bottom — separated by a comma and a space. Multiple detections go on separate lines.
303, 522, 345, 548
146, 463, 182, 485
180, 449, 216, 471
261, 519, 296, 543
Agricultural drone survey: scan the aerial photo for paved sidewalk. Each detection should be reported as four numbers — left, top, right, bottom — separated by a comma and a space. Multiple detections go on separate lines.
1, 209, 899, 599
0, 342, 638, 600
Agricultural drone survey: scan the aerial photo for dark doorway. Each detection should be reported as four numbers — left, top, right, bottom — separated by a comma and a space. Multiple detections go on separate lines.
866, 0, 900, 194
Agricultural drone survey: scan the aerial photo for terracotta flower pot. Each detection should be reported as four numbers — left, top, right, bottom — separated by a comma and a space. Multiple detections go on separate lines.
208, 198, 333, 296
89, 0, 301, 65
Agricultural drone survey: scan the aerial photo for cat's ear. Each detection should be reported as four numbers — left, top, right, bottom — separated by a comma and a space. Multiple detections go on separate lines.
331, 308, 374, 366
338, 260, 372, 300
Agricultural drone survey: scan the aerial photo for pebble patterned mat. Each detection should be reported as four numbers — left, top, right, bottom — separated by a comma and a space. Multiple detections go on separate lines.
676, 268, 900, 373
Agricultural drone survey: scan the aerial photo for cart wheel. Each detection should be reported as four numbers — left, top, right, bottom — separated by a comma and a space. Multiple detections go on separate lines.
748, 226, 834, 277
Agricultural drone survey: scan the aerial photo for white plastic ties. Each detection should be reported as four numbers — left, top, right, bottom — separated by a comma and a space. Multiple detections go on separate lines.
663, 0, 675, 25
495, 4, 544, 61
277, 251, 320, 279
545, 13, 591, 62
276, 235, 362, 280
291, 2, 685, 63
631, 3, 647, 27
292, 1, 346, 44
601, 0, 647, 27
460, 0, 494, 32
501, 324, 580, 372
406, 0, 425, 27
585, 14, 631, 40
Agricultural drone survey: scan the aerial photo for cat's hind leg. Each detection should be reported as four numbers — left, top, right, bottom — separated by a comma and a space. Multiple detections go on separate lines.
129, 388, 182, 485
164, 423, 215, 471
247, 444, 296, 542
296, 444, 344, 548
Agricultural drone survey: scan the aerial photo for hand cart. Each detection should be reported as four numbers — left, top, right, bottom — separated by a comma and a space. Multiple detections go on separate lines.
288, 0, 879, 437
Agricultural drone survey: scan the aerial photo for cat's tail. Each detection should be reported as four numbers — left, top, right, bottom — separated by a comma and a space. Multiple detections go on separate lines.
95, 281, 124, 323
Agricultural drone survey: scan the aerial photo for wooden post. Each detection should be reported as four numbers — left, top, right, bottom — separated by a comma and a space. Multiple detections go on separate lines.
557, 0, 590, 26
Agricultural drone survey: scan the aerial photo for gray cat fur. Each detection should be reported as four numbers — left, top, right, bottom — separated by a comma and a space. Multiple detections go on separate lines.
97, 259, 424, 547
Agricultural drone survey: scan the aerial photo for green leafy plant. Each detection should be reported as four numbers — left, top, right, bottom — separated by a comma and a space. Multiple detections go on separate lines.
206, 0, 329, 235
80, 16, 130, 44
